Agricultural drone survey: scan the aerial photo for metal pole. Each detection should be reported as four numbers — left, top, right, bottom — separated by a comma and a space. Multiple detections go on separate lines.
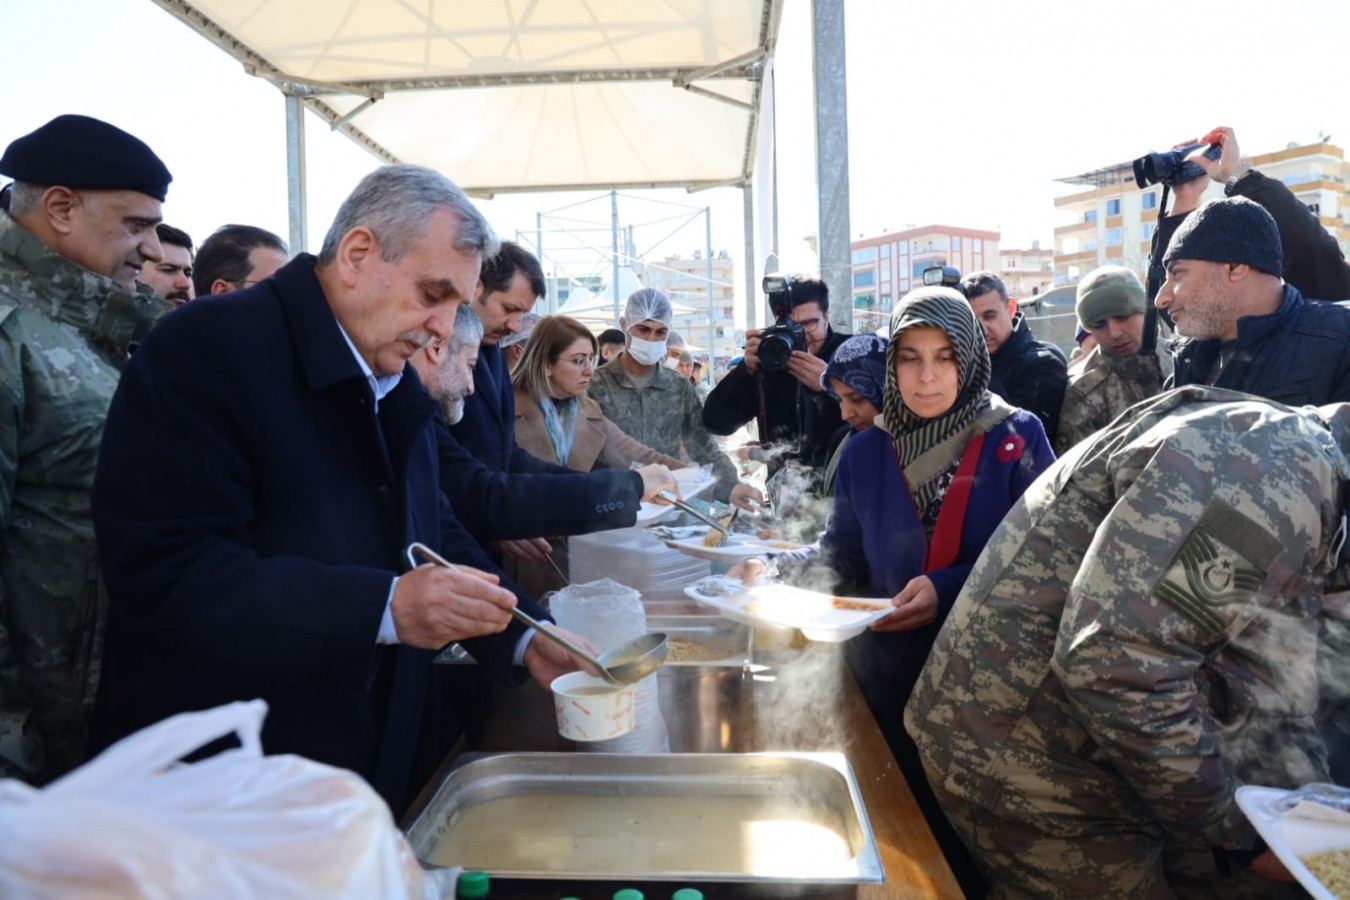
611, 190, 621, 326
811, 0, 852, 332
743, 184, 756, 333
284, 93, 308, 255
705, 207, 715, 376
535, 212, 547, 312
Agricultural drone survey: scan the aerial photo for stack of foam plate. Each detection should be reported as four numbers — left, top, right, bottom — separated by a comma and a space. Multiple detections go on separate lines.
570, 526, 711, 593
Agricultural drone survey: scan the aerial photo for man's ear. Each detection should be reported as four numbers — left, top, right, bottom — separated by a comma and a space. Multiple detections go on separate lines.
1006, 297, 1018, 318
335, 226, 379, 287
1226, 262, 1252, 282
42, 186, 79, 235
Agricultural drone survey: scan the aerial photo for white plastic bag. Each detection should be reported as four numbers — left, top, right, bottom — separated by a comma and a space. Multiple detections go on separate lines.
0, 700, 453, 899
550, 578, 669, 753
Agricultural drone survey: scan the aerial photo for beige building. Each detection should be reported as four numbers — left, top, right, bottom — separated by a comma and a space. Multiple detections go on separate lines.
637, 251, 738, 365
1053, 138, 1350, 285
851, 225, 1000, 334
999, 241, 1055, 299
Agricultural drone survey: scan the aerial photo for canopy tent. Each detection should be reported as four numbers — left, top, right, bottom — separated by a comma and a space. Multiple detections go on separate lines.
146, 0, 855, 330
557, 266, 696, 323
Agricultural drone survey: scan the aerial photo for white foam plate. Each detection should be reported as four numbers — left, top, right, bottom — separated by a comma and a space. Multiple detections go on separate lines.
1236, 785, 1350, 900
684, 581, 892, 642
661, 534, 809, 562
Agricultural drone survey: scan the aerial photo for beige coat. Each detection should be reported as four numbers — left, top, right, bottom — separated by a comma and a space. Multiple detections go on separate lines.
514, 389, 682, 472
509, 389, 683, 598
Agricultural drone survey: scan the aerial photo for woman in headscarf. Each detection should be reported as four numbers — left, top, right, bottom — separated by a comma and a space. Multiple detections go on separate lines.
732, 288, 1055, 898
819, 333, 888, 497
510, 315, 684, 595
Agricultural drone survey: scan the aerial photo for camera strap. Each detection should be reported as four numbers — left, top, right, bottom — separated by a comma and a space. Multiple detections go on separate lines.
1140, 183, 1171, 357
756, 375, 770, 446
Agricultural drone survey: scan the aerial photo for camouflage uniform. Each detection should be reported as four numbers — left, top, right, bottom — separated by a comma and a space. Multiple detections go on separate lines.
906, 386, 1348, 899
1054, 345, 1164, 454
587, 359, 740, 501
0, 213, 167, 783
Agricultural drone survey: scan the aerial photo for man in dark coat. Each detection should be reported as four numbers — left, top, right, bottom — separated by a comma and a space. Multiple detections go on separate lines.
1157, 195, 1350, 405
702, 274, 849, 474
960, 271, 1068, 443
88, 166, 584, 817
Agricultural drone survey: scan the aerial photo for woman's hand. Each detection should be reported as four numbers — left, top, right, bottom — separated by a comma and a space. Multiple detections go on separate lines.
872, 575, 938, 633
726, 558, 768, 585
729, 483, 764, 511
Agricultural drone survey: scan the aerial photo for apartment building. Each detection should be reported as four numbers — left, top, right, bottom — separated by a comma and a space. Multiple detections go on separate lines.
999, 241, 1055, 298
1053, 138, 1349, 285
851, 225, 1000, 334
637, 251, 738, 364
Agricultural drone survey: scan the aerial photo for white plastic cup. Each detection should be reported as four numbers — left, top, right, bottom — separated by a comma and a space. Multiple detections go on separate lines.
550, 672, 635, 742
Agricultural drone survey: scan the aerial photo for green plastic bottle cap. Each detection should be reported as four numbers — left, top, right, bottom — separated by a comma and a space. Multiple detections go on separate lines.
672, 889, 704, 900
613, 889, 645, 900
457, 870, 491, 899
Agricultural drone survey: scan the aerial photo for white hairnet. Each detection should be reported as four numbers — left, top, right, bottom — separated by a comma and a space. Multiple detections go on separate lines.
666, 331, 686, 350
624, 288, 673, 327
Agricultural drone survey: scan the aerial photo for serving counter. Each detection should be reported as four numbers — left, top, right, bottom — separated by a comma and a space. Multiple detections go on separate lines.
405, 595, 963, 900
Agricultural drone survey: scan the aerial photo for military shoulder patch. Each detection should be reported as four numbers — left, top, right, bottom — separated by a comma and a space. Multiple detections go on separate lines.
1153, 502, 1280, 633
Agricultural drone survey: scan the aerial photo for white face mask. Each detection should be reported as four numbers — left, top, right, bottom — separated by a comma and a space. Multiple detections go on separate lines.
662, 356, 681, 370
627, 335, 668, 367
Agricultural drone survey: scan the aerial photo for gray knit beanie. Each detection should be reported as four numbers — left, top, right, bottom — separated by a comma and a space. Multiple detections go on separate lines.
1076, 265, 1146, 329
1162, 196, 1282, 278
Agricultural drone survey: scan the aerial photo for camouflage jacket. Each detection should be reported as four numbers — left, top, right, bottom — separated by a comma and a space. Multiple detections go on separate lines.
587, 356, 740, 502
907, 387, 1348, 855
1054, 345, 1164, 455
0, 213, 167, 782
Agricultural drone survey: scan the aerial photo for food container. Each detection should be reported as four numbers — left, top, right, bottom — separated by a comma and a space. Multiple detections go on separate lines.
404, 752, 884, 890
1236, 784, 1350, 899
649, 615, 753, 753
550, 673, 635, 742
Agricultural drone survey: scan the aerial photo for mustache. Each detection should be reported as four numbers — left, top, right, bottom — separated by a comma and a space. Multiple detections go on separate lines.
398, 330, 435, 349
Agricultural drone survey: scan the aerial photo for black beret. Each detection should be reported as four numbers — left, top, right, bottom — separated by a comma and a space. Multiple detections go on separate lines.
0, 114, 172, 202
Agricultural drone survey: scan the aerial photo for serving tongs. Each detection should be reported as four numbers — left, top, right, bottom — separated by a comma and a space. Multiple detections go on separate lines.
654, 489, 732, 536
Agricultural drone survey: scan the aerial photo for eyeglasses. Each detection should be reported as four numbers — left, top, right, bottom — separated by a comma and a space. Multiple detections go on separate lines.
562, 354, 598, 370
794, 317, 822, 332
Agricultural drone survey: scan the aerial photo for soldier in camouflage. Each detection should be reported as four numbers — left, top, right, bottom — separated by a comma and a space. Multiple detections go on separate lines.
906, 386, 1350, 898
588, 287, 761, 509
0, 115, 172, 783
1055, 265, 1165, 454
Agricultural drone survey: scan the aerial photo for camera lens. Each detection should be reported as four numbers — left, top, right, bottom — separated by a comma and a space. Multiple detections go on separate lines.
758, 333, 791, 372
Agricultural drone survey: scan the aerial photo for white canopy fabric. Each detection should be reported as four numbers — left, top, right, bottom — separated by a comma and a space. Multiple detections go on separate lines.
152, 0, 782, 195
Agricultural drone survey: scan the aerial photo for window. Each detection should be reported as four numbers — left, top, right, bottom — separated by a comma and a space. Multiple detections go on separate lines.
1005, 257, 1020, 271
880, 244, 891, 259
1085, 239, 1099, 251
898, 240, 909, 254
853, 270, 876, 288
1106, 198, 1121, 216
1106, 228, 1123, 246
974, 239, 983, 252
1142, 222, 1157, 240
881, 266, 891, 282
1142, 192, 1158, 210
852, 247, 877, 264
1084, 210, 1098, 223
952, 236, 962, 251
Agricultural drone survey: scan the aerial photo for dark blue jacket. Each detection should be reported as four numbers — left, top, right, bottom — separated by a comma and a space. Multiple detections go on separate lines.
1170, 285, 1350, 405
450, 342, 565, 475
89, 257, 539, 816
988, 315, 1068, 444
435, 417, 644, 541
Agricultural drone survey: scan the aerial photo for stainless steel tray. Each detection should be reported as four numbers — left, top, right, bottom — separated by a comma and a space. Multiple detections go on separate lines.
405, 752, 884, 886
649, 614, 752, 666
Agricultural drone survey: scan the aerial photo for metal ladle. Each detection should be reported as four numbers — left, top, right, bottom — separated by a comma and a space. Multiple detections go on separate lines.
405, 543, 668, 686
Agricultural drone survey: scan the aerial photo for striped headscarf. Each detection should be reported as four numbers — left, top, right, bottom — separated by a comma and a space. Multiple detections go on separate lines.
881, 287, 993, 511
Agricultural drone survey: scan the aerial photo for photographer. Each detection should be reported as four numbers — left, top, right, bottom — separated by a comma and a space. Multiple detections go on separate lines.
1147, 126, 1350, 304
702, 274, 850, 474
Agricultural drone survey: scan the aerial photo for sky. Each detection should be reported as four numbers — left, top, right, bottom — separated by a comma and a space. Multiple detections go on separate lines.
5, 0, 1350, 323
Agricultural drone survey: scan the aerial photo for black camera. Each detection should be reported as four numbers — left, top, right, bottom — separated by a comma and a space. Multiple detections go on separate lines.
1132, 142, 1222, 189
758, 273, 808, 372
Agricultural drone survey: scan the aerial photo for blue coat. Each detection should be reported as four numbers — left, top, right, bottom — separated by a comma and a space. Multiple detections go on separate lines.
89, 256, 538, 815
1170, 284, 1350, 405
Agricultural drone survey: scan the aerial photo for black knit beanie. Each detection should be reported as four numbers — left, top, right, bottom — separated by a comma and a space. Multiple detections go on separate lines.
1162, 196, 1282, 278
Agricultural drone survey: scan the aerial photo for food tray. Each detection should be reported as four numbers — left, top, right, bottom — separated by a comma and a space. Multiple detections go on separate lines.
1236, 785, 1350, 900
648, 614, 752, 666
661, 534, 809, 562
404, 752, 883, 886
684, 579, 891, 642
